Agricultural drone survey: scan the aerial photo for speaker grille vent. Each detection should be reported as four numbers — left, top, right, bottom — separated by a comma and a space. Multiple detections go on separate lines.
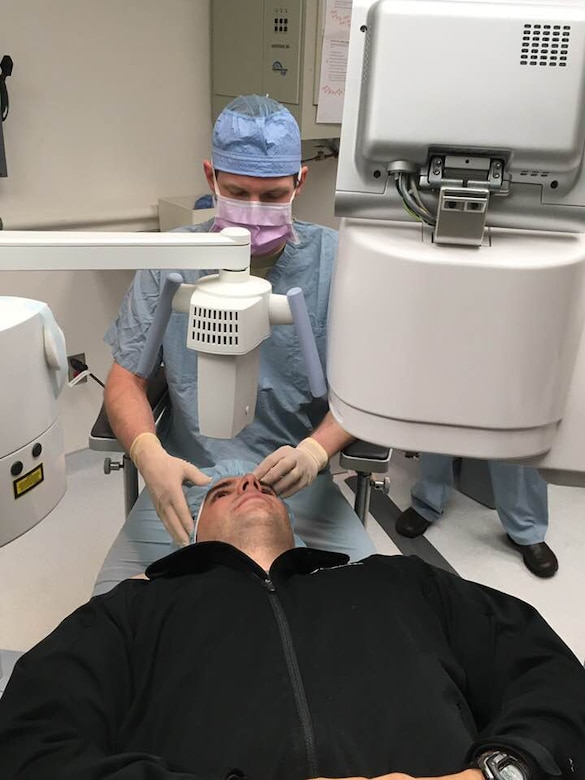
520, 22, 570, 66
191, 307, 240, 346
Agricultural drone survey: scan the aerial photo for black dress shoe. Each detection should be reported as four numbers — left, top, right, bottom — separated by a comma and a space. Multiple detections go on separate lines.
507, 536, 559, 578
396, 507, 432, 538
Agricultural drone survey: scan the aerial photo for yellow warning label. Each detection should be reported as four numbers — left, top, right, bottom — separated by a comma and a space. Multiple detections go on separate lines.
13, 464, 45, 499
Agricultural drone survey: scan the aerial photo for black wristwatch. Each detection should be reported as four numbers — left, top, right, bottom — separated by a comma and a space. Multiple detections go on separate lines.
476, 751, 532, 780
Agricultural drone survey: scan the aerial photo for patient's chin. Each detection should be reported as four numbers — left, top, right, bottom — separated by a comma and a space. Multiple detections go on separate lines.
239, 507, 279, 527
237, 506, 290, 537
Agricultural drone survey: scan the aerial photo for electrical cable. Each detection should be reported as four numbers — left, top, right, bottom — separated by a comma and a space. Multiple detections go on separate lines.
408, 173, 432, 215
301, 140, 339, 164
395, 174, 427, 223
68, 356, 106, 388
400, 173, 434, 221
0, 55, 13, 122
408, 174, 436, 224
68, 370, 91, 388
301, 152, 337, 163
395, 172, 437, 226
90, 373, 106, 388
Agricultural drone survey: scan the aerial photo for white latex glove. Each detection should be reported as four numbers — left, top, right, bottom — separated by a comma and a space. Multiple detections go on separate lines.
130, 433, 211, 546
253, 437, 328, 498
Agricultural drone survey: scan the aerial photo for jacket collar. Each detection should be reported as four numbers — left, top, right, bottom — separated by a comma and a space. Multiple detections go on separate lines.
145, 541, 349, 581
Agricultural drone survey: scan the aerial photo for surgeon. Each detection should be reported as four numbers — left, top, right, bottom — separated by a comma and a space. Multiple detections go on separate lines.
396, 454, 557, 578
96, 94, 374, 595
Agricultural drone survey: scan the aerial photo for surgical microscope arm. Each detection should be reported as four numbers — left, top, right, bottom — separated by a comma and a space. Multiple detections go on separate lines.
0, 228, 250, 544
0, 227, 329, 542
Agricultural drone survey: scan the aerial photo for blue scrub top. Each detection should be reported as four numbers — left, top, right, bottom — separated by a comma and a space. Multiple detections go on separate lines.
105, 220, 337, 467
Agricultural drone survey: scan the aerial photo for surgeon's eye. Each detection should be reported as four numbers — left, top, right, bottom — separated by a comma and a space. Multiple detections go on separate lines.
261, 192, 288, 202
228, 189, 248, 199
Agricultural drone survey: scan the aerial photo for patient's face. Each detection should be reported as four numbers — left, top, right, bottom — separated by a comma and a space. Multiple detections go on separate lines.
196, 473, 293, 548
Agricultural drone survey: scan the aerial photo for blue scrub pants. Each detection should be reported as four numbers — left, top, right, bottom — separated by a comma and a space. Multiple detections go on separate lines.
411, 454, 549, 545
93, 471, 376, 596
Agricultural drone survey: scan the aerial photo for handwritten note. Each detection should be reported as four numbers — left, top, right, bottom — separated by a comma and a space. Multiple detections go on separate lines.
316, 0, 352, 124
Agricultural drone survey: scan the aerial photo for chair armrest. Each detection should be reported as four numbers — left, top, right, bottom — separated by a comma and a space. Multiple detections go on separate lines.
89, 369, 170, 452
339, 440, 391, 474
0, 650, 24, 698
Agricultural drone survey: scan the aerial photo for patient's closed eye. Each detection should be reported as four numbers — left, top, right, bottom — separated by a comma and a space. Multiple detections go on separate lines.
211, 489, 230, 502
209, 478, 276, 503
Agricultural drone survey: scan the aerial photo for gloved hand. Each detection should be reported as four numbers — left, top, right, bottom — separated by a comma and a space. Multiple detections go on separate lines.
253, 437, 328, 498
130, 432, 211, 546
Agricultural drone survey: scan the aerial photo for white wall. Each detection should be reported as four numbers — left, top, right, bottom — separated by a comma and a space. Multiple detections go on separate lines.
0, 0, 213, 451
1, 0, 212, 231
295, 150, 339, 230
0, 0, 340, 452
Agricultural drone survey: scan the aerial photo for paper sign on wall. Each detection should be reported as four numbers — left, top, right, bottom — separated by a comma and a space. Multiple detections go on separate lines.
316, 0, 352, 124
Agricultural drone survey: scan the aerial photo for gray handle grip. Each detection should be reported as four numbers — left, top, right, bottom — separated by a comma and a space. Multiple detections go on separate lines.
287, 287, 327, 398
137, 273, 183, 376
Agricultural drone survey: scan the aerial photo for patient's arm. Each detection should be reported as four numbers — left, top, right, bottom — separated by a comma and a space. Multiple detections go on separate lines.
312, 772, 482, 780
0, 582, 195, 779
413, 558, 585, 772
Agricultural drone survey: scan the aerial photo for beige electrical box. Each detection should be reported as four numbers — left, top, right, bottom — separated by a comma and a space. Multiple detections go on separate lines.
158, 197, 215, 232
211, 0, 340, 140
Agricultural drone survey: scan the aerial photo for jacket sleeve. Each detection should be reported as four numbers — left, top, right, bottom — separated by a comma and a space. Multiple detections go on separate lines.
420, 560, 585, 778
0, 583, 201, 780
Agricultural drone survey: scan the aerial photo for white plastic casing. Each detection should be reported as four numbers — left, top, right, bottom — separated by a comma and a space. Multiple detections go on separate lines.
329, 0, 585, 485
0, 299, 67, 545
327, 220, 585, 474
336, 0, 585, 232
186, 270, 273, 438
359, 1, 585, 179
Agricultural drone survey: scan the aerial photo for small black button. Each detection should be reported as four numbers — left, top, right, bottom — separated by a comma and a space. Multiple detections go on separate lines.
11, 461, 23, 477
32, 443, 42, 457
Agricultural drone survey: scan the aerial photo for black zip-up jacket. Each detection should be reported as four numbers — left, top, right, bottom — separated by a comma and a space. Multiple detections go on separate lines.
0, 544, 584, 780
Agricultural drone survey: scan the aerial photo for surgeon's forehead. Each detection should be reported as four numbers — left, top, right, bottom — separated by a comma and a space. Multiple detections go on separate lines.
218, 172, 295, 194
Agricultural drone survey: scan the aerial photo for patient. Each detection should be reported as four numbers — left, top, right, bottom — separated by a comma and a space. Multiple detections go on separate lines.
94, 459, 305, 594
1, 466, 584, 779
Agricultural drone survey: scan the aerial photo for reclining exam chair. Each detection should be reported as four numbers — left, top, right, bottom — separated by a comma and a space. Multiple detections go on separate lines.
89, 370, 391, 523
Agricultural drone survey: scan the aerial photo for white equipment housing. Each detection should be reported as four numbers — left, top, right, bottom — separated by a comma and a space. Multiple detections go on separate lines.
336, 0, 585, 231
329, 0, 585, 485
188, 270, 270, 440
172, 266, 293, 438
0, 230, 253, 542
0, 299, 67, 544
0, 230, 311, 539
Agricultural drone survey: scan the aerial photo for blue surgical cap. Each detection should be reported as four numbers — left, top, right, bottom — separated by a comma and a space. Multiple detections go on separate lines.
184, 459, 298, 544
212, 95, 301, 177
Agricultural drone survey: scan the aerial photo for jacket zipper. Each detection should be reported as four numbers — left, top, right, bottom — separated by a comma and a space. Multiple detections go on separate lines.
262, 576, 319, 778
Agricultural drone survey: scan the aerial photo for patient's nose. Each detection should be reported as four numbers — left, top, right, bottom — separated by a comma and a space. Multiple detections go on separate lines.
240, 473, 263, 493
